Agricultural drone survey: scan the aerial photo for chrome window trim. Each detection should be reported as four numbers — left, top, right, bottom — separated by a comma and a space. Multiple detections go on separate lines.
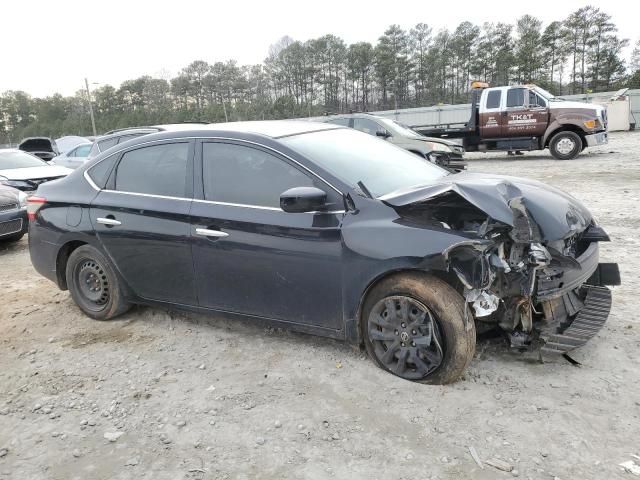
94, 189, 345, 214
101, 189, 192, 202
83, 135, 344, 197
193, 198, 346, 214
84, 169, 100, 190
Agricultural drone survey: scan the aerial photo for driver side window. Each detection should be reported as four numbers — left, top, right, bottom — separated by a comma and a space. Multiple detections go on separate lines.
353, 118, 383, 136
202, 143, 337, 209
528, 91, 546, 107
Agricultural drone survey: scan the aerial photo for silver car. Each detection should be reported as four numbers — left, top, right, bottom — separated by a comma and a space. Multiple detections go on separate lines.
322, 113, 466, 171
51, 142, 93, 169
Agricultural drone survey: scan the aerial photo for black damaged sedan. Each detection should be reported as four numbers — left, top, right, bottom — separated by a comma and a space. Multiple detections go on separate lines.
28, 122, 620, 384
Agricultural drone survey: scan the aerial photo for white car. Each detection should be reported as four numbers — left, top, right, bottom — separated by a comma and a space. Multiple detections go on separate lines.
0, 149, 72, 193
52, 142, 92, 169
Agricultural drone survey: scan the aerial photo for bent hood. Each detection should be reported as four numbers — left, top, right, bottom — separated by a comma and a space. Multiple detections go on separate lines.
18, 138, 59, 154
380, 172, 592, 242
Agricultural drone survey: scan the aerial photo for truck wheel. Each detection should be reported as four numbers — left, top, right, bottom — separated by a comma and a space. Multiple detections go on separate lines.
362, 272, 476, 384
549, 131, 582, 160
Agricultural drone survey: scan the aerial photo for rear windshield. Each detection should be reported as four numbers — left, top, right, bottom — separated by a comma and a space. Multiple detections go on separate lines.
0, 150, 48, 169
281, 128, 447, 198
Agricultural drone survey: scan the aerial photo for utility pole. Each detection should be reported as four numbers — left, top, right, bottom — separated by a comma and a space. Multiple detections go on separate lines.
84, 78, 97, 137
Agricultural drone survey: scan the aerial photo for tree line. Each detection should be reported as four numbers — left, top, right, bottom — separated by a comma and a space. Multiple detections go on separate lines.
1, 5, 639, 144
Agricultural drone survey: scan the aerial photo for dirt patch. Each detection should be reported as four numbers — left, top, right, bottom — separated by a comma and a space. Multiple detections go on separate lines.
64, 328, 152, 349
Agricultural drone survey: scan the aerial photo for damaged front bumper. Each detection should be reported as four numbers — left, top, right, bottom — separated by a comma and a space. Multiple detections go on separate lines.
448, 232, 621, 354
540, 285, 612, 354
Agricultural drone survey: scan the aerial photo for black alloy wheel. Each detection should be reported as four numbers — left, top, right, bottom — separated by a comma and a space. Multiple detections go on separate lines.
368, 296, 444, 380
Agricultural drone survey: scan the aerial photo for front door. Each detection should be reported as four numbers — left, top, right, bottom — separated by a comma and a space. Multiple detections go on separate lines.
190, 140, 345, 330
90, 140, 197, 305
503, 87, 549, 137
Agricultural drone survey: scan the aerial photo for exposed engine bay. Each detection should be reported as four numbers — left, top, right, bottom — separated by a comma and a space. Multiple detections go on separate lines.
385, 173, 621, 353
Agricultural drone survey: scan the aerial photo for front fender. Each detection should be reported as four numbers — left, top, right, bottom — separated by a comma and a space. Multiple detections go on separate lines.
340, 201, 481, 333
543, 112, 595, 146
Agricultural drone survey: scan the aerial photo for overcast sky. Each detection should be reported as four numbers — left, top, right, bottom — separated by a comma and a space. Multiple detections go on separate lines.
2, 0, 638, 97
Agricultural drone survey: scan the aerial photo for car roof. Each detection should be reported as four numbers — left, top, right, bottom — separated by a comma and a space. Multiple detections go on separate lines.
0, 148, 38, 155
181, 120, 338, 138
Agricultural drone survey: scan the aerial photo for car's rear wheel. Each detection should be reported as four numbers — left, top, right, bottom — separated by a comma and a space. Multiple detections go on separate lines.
362, 273, 475, 384
549, 131, 582, 160
66, 245, 130, 320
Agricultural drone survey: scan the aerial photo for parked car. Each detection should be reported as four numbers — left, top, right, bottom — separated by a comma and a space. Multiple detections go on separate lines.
18, 137, 60, 162
0, 184, 28, 242
0, 149, 72, 192
28, 121, 619, 384
55, 135, 92, 154
52, 142, 93, 169
88, 123, 209, 158
322, 113, 466, 172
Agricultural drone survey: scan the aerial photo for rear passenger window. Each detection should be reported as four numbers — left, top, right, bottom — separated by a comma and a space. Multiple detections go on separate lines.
486, 90, 501, 109
98, 137, 118, 152
202, 143, 315, 208
327, 118, 350, 126
114, 143, 189, 197
117, 133, 144, 144
88, 156, 117, 188
506, 88, 526, 108
76, 144, 91, 157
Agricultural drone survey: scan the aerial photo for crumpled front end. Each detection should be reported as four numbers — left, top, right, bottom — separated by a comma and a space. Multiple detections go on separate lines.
384, 172, 621, 354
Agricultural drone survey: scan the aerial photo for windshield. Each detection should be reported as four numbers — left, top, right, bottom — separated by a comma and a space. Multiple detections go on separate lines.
0, 150, 48, 169
378, 118, 423, 139
281, 128, 448, 198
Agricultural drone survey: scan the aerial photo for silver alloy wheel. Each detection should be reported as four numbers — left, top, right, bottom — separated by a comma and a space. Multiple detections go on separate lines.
556, 137, 576, 155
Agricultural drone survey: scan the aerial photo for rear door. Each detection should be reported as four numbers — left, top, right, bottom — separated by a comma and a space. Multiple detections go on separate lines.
190, 140, 345, 329
90, 140, 197, 305
503, 87, 549, 137
479, 89, 503, 138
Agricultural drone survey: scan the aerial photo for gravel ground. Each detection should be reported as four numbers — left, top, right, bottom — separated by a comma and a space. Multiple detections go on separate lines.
0, 131, 639, 480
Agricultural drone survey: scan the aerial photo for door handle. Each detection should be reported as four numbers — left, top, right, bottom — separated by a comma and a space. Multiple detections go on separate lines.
97, 217, 121, 226
195, 228, 229, 238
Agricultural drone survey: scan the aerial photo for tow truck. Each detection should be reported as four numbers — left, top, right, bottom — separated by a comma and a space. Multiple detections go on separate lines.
414, 82, 608, 160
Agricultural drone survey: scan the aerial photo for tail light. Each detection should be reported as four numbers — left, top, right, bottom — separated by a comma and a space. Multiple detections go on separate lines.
27, 196, 46, 221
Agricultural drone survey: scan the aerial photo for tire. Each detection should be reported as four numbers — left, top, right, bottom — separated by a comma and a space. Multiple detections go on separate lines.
1, 232, 25, 243
549, 131, 583, 160
361, 272, 476, 384
66, 245, 130, 320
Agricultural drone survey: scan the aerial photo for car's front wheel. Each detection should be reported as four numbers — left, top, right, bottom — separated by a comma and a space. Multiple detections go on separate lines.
66, 245, 131, 320
362, 273, 475, 384
549, 131, 583, 160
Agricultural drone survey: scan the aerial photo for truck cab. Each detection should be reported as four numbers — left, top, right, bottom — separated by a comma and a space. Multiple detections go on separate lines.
479, 86, 549, 138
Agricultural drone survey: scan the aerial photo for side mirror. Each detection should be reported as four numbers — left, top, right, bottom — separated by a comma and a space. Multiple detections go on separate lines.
376, 129, 391, 138
280, 187, 327, 213
426, 151, 449, 167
